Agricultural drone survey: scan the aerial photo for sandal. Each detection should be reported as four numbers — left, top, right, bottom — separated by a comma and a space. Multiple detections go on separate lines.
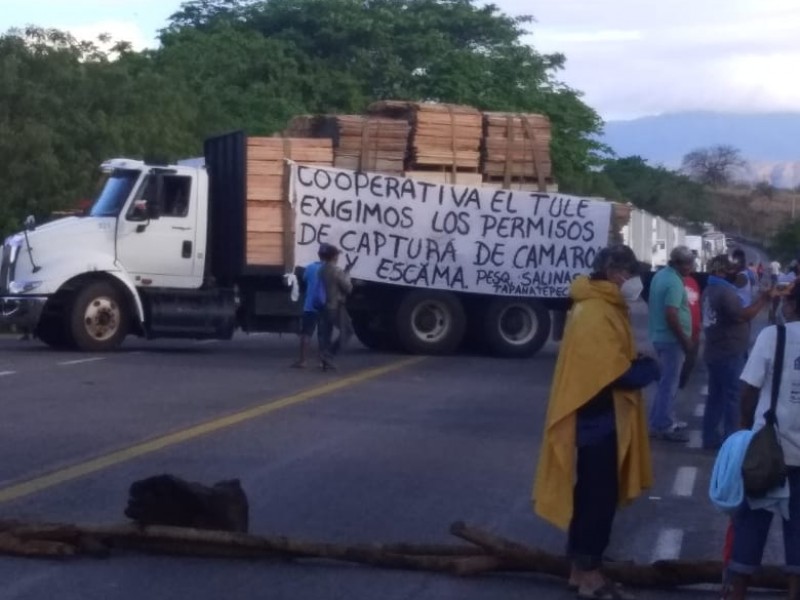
577, 581, 635, 600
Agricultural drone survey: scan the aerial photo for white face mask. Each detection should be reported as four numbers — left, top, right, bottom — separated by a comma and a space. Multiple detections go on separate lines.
620, 275, 643, 303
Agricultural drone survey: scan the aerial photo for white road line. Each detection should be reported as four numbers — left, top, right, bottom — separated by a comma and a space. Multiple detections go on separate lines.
687, 430, 703, 449
701, 385, 709, 396
694, 404, 705, 418
0, 371, 15, 377
652, 528, 684, 562
672, 466, 698, 497
58, 357, 105, 366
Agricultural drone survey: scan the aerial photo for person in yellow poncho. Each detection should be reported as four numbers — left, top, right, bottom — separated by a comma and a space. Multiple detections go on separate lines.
533, 245, 659, 600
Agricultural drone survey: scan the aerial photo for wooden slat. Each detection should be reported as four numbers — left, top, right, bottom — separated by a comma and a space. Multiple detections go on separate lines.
246, 232, 285, 266
404, 171, 484, 186
246, 203, 284, 233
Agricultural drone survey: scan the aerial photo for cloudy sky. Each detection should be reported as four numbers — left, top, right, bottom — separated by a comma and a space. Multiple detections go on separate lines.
3, 0, 799, 121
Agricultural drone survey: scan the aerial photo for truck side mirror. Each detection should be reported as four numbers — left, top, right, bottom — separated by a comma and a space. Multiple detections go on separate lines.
24, 215, 36, 231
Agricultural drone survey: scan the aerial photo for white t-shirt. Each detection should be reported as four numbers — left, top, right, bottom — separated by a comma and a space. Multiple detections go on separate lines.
771, 261, 782, 276
740, 323, 800, 466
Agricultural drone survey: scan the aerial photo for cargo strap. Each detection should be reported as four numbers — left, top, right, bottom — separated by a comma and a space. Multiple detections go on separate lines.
503, 115, 514, 189
447, 105, 457, 182
359, 116, 373, 172
521, 116, 547, 193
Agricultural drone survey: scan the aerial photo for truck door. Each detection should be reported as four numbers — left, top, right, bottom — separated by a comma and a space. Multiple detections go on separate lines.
116, 170, 202, 288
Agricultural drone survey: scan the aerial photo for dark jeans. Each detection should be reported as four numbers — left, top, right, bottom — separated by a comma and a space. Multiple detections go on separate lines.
318, 309, 336, 362
319, 306, 353, 362
730, 468, 800, 576
703, 354, 746, 449
567, 431, 619, 570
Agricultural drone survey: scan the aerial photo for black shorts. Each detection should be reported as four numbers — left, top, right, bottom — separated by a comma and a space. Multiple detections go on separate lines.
301, 311, 319, 336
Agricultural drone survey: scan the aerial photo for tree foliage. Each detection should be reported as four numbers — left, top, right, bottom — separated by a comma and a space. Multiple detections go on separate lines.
682, 144, 746, 188
600, 156, 710, 224
769, 219, 800, 263
0, 0, 607, 236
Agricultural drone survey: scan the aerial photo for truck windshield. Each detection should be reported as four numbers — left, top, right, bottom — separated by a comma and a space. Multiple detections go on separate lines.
89, 169, 140, 217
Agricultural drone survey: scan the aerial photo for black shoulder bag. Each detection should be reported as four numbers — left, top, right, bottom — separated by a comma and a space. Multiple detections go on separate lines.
742, 325, 789, 498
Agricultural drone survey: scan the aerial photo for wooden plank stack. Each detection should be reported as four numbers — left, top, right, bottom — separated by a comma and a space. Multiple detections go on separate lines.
245, 137, 333, 267
367, 101, 482, 172
284, 115, 409, 174
482, 112, 553, 191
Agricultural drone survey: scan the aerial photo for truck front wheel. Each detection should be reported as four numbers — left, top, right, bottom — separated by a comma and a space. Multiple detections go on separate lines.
482, 298, 550, 358
395, 290, 466, 355
69, 281, 129, 352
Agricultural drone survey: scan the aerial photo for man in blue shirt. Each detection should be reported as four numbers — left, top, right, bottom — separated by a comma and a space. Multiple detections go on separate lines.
291, 246, 325, 368
648, 246, 696, 442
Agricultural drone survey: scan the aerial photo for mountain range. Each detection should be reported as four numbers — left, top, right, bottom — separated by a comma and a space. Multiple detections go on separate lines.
601, 112, 800, 188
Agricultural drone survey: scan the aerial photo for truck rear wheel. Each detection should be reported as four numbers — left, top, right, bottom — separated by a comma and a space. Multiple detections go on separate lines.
395, 290, 466, 355
482, 298, 550, 358
69, 281, 129, 352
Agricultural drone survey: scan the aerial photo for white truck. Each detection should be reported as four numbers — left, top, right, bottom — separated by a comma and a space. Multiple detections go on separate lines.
620, 207, 688, 269
0, 132, 613, 358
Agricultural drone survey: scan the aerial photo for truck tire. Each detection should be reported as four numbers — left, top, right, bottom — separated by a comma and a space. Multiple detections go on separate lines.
395, 290, 466, 355
482, 298, 551, 358
350, 312, 397, 352
69, 281, 129, 352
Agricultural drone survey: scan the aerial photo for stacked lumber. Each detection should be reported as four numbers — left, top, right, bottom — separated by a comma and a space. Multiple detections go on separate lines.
284, 115, 409, 173
246, 137, 333, 267
367, 101, 482, 171
482, 112, 553, 190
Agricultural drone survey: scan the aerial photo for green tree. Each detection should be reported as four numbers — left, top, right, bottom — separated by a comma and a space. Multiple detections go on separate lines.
0, 27, 197, 236
770, 219, 800, 263
164, 0, 607, 179
602, 156, 710, 224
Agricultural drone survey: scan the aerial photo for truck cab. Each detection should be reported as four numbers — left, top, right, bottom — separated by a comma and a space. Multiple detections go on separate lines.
0, 158, 237, 351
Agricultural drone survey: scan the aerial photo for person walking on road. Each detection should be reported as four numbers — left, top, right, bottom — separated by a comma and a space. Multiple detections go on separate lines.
318, 243, 353, 371
726, 282, 800, 600
534, 245, 658, 600
701, 255, 770, 451
648, 246, 696, 442
291, 249, 325, 369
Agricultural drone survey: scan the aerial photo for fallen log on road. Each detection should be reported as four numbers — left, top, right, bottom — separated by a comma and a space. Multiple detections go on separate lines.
0, 519, 788, 590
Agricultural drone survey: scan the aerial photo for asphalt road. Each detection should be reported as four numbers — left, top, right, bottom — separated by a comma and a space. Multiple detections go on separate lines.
0, 305, 783, 600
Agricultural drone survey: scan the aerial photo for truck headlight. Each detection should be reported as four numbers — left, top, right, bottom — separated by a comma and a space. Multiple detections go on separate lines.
9, 280, 43, 294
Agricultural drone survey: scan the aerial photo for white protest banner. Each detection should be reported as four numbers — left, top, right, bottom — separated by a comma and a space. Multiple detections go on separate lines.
291, 164, 612, 298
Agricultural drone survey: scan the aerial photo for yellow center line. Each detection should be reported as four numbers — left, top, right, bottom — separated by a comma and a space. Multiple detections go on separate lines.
0, 356, 425, 504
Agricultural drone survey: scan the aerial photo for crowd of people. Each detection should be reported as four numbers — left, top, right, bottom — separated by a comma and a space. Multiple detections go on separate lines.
534, 244, 800, 600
